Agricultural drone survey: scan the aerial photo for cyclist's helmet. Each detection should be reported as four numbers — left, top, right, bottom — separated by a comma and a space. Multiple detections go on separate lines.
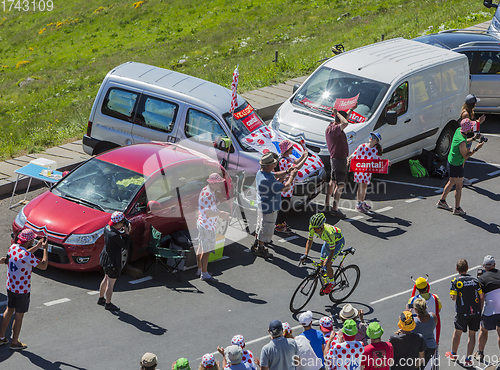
310, 213, 326, 229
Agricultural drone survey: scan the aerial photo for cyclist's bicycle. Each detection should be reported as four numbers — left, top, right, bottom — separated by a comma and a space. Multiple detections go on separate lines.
290, 247, 360, 313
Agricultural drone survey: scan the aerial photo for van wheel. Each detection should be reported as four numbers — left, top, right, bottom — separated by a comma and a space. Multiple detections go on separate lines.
435, 127, 454, 162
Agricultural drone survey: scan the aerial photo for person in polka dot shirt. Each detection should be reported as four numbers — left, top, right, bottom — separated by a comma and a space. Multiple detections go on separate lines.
230, 335, 260, 370
0, 228, 48, 350
325, 319, 364, 370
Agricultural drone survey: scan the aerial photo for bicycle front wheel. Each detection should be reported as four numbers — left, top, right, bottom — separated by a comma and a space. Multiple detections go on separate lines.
329, 264, 360, 304
290, 274, 318, 313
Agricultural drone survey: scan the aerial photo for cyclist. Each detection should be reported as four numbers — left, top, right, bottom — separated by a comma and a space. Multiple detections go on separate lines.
300, 213, 345, 294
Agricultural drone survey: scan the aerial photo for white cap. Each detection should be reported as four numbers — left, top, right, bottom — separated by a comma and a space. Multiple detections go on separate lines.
298, 310, 313, 326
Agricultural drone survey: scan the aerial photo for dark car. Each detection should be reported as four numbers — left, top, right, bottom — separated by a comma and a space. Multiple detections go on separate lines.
414, 30, 500, 113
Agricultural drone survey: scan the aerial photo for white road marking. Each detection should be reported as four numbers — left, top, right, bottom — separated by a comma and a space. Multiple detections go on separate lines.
483, 133, 500, 138
129, 276, 153, 285
278, 236, 299, 242
338, 206, 356, 212
44, 298, 70, 307
346, 215, 364, 222
487, 169, 500, 176
376, 206, 393, 213
370, 265, 481, 305
468, 178, 478, 184
406, 197, 424, 203
87, 291, 100, 295
373, 179, 444, 191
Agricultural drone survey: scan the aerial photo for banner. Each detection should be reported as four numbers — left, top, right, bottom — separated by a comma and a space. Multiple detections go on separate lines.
350, 158, 389, 174
334, 94, 359, 111
348, 111, 367, 123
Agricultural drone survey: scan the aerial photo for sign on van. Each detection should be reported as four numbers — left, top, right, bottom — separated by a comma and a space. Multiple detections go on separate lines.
350, 158, 389, 174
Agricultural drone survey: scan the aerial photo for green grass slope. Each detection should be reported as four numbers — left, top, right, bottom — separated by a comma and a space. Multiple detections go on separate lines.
0, 0, 492, 159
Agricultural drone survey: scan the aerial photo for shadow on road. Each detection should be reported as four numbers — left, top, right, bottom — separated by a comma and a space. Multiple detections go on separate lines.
110, 310, 167, 335
463, 215, 500, 234
19, 351, 87, 370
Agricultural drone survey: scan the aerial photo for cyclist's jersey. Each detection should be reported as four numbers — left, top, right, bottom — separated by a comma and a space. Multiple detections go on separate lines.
450, 274, 483, 316
308, 224, 342, 249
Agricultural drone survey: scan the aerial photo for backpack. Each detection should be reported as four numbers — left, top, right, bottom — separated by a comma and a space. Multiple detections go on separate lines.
418, 149, 438, 174
409, 159, 428, 177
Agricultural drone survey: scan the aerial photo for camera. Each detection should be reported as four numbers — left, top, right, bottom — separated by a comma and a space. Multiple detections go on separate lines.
478, 135, 488, 143
122, 218, 130, 228
477, 268, 485, 277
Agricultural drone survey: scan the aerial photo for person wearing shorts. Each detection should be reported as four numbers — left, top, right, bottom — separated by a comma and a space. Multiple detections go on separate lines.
0, 228, 48, 350
253, 152, 296, 259
196, 173, 230, 283
437, 118, 484, 216
98, 211, 132, 311
445, 259, 484, 366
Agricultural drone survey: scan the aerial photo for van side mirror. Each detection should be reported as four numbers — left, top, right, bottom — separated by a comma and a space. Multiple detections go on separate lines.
484, 0, 497, 8
386, 111, 398, 125
218, 138, 234, 153
147, 200, 161, 213
293, 83, 301, 93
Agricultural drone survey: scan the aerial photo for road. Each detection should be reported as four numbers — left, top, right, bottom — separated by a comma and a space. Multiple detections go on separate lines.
0, 118, 499, 369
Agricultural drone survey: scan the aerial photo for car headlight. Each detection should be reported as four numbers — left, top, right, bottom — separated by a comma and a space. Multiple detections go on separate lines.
66, 228, 104, 245
346, 131, 356, 145
270, 107, 281, 130
491, 16, 500, 32
14, 206, 27, 227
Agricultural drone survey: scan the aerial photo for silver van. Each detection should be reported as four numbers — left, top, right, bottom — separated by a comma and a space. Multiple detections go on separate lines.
83, 62, 325, 199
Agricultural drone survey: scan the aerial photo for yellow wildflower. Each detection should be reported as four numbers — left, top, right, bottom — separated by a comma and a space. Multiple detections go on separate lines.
16, 61, 30, 69
133, 1, 145, 9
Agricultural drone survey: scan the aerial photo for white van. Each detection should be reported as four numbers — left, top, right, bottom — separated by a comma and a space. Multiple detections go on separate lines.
83, 62, 326, 199
270, 38, 469, 169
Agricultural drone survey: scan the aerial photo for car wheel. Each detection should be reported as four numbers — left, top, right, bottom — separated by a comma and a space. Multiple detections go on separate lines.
120, 248, 129, 272
435, 126, 454, 162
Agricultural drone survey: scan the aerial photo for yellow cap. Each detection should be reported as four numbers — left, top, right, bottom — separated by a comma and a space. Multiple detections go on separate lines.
415, 277, 428, 290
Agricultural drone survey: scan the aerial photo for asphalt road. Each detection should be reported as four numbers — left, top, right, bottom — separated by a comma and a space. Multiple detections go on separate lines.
0, 118, 499, 369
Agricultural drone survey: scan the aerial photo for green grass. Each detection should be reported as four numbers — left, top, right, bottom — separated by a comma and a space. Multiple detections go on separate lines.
0, 0, 493, 159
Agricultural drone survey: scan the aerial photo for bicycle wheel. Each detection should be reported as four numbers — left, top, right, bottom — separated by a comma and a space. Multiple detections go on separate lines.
290, 274, 318, 313
329, 264, 360, 304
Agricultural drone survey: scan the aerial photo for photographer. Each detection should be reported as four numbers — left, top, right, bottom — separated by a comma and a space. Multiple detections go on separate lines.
97, 211, 132, 311
437, 119, 484, 216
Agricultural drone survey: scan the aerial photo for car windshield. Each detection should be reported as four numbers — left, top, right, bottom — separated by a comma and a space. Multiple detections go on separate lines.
223, 102, 264, 151
52, 159, 145, 213
292, 67, 390, 123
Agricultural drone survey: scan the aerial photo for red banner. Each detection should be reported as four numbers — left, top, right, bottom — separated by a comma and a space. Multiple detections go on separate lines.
350, 159, 390, 174
334, 94, 359, 111
348, 111, 366, 123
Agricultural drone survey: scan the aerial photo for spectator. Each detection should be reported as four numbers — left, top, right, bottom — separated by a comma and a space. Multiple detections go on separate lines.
475, 255, 500, 363
172, 358, 191, 370
324, 109, 353, 218
445, 259, 484, 367
224, 345, 253, 370
0, 228, 48, 350
437, 118, 484, 215
260, 319, 299, 370
140, 352, 158, 370
407, 276, 442, 344
97, 211, 132, 311
319, 317, 334, 340
200, 354, 220, 370
231, 334, 259, 370
275, 139, 308, 233
412, 298, 437, 367
196, 172, 231, 283
460, 94, 485, 186
389, 311, 426, 370
347, 132, 385, 213
253, 153, 297, 259
337, 303, 368, 345
282, 322, 322, 370
325, 319, 363, 370
361, 322, 393, 370
298, 310, 326, 367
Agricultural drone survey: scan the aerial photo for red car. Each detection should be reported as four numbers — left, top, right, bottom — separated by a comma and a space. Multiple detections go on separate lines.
12, 142, 232, 271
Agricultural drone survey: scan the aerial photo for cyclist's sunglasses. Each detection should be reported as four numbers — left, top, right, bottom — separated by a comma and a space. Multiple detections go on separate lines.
313, 226, 323, 231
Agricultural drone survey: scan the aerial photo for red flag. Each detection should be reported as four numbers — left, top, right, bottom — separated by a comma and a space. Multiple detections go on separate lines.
230, 66, 239, 113
334, 94, 359, 111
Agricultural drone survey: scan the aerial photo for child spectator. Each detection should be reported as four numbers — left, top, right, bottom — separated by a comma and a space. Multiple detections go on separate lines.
337, 303, 368, 345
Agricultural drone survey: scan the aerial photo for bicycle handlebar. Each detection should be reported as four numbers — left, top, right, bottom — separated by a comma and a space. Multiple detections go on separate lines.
298, 247, 355, 266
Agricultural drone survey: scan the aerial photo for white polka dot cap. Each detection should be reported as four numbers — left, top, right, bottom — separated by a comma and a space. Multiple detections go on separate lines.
17, 228, 36, 243
202, 354, 215, 369
282, 322, 292, 333
231, 335, 245, 347
110, 211, 125, 224
207, 173, 225, 184
319, 316, 333, 333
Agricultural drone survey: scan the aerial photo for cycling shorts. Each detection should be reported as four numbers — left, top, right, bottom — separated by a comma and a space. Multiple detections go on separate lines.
321, 237, 345, 262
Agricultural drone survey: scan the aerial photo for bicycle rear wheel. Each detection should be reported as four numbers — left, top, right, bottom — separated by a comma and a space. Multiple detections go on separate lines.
329, 265, 360, 304
290, 274, 318, 313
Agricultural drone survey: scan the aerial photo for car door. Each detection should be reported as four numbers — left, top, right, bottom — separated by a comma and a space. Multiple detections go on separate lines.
468, 49, 500, 112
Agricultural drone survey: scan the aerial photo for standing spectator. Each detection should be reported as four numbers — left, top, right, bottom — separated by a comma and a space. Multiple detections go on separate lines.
298, 310, 326, 367
437, 118, 484, 215
445, 259, 484, 367
412, 298, 437, 367
196, 173, 231, 283
224, 345, 253, 370
347, 132, 385, 213
361, 322, 393, 370
325, 319, 364, 370
475, 255, 500, 362
337, 303, 368, 345
460, 94, 485, 186
140, 352, 158, 370
0, 228, 48, 350
253, 153, 297, 258
200, 354, 220, 370
319, 317, 334, 341
389, 311, 426, 370
275, 139, 308, 233
172, 358, 191, 370
407, 276, 442, 344
260, 319, 299, 370
324, 109, 353, 218
282, 322, 321, 370
97, 211, 132, 311
231, 334, 259, 370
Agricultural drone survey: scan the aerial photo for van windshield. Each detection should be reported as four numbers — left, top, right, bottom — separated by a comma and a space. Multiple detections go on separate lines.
223, 102, 264, 151
292, 67, 389, 123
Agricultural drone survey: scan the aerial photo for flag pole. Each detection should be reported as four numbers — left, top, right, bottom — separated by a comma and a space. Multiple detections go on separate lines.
226, 64, 239, 170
